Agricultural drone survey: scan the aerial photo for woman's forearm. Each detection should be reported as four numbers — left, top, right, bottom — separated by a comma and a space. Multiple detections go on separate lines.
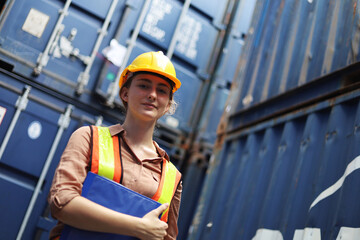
55, 196, 140, 236
54, 196, 168, 240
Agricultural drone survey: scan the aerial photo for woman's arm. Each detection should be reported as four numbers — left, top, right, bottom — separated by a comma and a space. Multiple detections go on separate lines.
165, 181, 182, 240
55, 196, 169, 240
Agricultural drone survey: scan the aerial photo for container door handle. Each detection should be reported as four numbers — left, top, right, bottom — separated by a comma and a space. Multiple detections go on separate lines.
33, 0, 72, 75
75, 0, 119, 95
166, 0, 192, 59
16, 104, 73, 240
105, 0, 152, 107
0, 86, 31, 160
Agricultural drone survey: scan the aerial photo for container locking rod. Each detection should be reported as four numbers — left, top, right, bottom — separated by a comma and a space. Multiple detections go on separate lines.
16, 105, 73, 240
75, 0, 119, 95
33, 0, 72, 75
0, 86, 31, 160
106, 0, 151, 107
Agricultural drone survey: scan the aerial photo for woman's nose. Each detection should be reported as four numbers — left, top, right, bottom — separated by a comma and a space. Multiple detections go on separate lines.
148, 87, 157, 100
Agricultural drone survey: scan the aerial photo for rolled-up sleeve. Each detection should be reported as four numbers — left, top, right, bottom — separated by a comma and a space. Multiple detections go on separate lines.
48, 126, 91, 217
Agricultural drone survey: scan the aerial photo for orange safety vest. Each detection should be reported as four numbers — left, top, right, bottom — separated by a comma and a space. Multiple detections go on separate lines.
89, 126, 181, 222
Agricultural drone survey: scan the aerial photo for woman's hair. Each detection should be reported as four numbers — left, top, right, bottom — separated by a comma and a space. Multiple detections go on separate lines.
119, 71, 177, 115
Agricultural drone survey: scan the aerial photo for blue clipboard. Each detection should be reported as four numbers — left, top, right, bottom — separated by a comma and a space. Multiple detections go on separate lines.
60, 172, 161, 240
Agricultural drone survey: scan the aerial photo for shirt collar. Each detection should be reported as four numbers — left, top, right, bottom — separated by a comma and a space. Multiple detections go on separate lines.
108, 123, 125, 136
108, 124, 170, 161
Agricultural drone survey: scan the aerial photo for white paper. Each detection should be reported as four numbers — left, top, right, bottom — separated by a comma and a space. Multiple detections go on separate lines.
102, 39, 127, 67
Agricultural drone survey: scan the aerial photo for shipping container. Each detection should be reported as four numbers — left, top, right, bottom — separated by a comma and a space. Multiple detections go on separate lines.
189, 62, 360, 240
0, 0, 227, 136
0, 0, 252, 239
177, 0, 259, 237
192, 0, 258, 145
0, 68, 121, 239
178, 144, 210, 240
228, 0, 360, 112
188, 0, 360, 239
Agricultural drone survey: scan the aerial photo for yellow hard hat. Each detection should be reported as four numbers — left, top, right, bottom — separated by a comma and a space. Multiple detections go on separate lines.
119, 51, 181, 92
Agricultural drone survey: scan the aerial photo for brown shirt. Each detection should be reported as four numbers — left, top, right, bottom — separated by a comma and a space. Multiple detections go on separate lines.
48, 124, 182, 239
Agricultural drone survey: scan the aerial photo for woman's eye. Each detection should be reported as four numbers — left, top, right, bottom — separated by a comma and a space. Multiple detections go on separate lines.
158, 88, 169, 95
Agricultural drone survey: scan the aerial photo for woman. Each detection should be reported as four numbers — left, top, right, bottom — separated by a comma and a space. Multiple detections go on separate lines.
48, 51, 182, 240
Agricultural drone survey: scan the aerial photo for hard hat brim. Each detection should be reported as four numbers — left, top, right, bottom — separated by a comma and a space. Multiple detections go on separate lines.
120, 67, 181, 93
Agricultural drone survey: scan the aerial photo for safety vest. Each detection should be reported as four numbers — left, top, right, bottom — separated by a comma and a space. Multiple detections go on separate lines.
89, 126, 181, 222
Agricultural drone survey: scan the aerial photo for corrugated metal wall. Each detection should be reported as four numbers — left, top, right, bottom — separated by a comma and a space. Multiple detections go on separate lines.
232, 0, 360, 111
189, 0, 360, 239
189, 67, 360, 240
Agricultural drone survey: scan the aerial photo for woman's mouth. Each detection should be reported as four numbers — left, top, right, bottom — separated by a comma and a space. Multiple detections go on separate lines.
143, 103, 157, 109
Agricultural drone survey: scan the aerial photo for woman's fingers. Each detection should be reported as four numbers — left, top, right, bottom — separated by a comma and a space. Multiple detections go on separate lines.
152, 203, 169, 217
138, 204, 169, 240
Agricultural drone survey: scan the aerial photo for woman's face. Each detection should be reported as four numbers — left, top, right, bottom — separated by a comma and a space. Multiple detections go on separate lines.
120, 73, 172, 122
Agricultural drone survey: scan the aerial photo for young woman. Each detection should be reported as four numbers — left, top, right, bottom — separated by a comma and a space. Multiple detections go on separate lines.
48, 51, 182, 240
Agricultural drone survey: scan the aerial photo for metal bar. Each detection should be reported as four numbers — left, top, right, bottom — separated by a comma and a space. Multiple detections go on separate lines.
33, 0, 72, 75
226, 87, 360, 142
113, 1, 133, 40
166, 0, 192, 59
0, 0, 16, 31
0, 48, 78, 89
0, 67, 122, 122
16, 105, 73, 240
0, 86, 31, 160
105, 0, 151, 107
230, 60, 360, 122
95, 2, 132, 92
76, 0, 119, 95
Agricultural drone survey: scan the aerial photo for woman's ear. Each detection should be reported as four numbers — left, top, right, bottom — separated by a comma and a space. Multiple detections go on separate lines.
120, 87, 129, 103
163, 101, 171, 115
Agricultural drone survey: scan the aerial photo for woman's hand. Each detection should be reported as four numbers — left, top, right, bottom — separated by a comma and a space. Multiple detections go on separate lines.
136, 203, 169, 240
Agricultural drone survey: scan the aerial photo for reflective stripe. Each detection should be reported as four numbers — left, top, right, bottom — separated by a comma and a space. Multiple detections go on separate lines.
112, 134, 121, 183
152, 159, 166, 201
91, 126, 122, 182
152, 159, 181, 222
158, 161, 177, 203
97, 127, 115, 180
90, 126, 99, 174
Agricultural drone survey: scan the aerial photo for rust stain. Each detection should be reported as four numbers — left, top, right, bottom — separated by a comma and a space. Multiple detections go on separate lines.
328, 97, 336, 107
354, 1, 357, 18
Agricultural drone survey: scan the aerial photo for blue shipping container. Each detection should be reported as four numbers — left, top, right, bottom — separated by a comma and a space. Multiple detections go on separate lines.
230, 0, 360, 111
0, 0, 226, 136
189, 62, 360, 240
188, 0, 360, 239
0, 69, 119, 239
